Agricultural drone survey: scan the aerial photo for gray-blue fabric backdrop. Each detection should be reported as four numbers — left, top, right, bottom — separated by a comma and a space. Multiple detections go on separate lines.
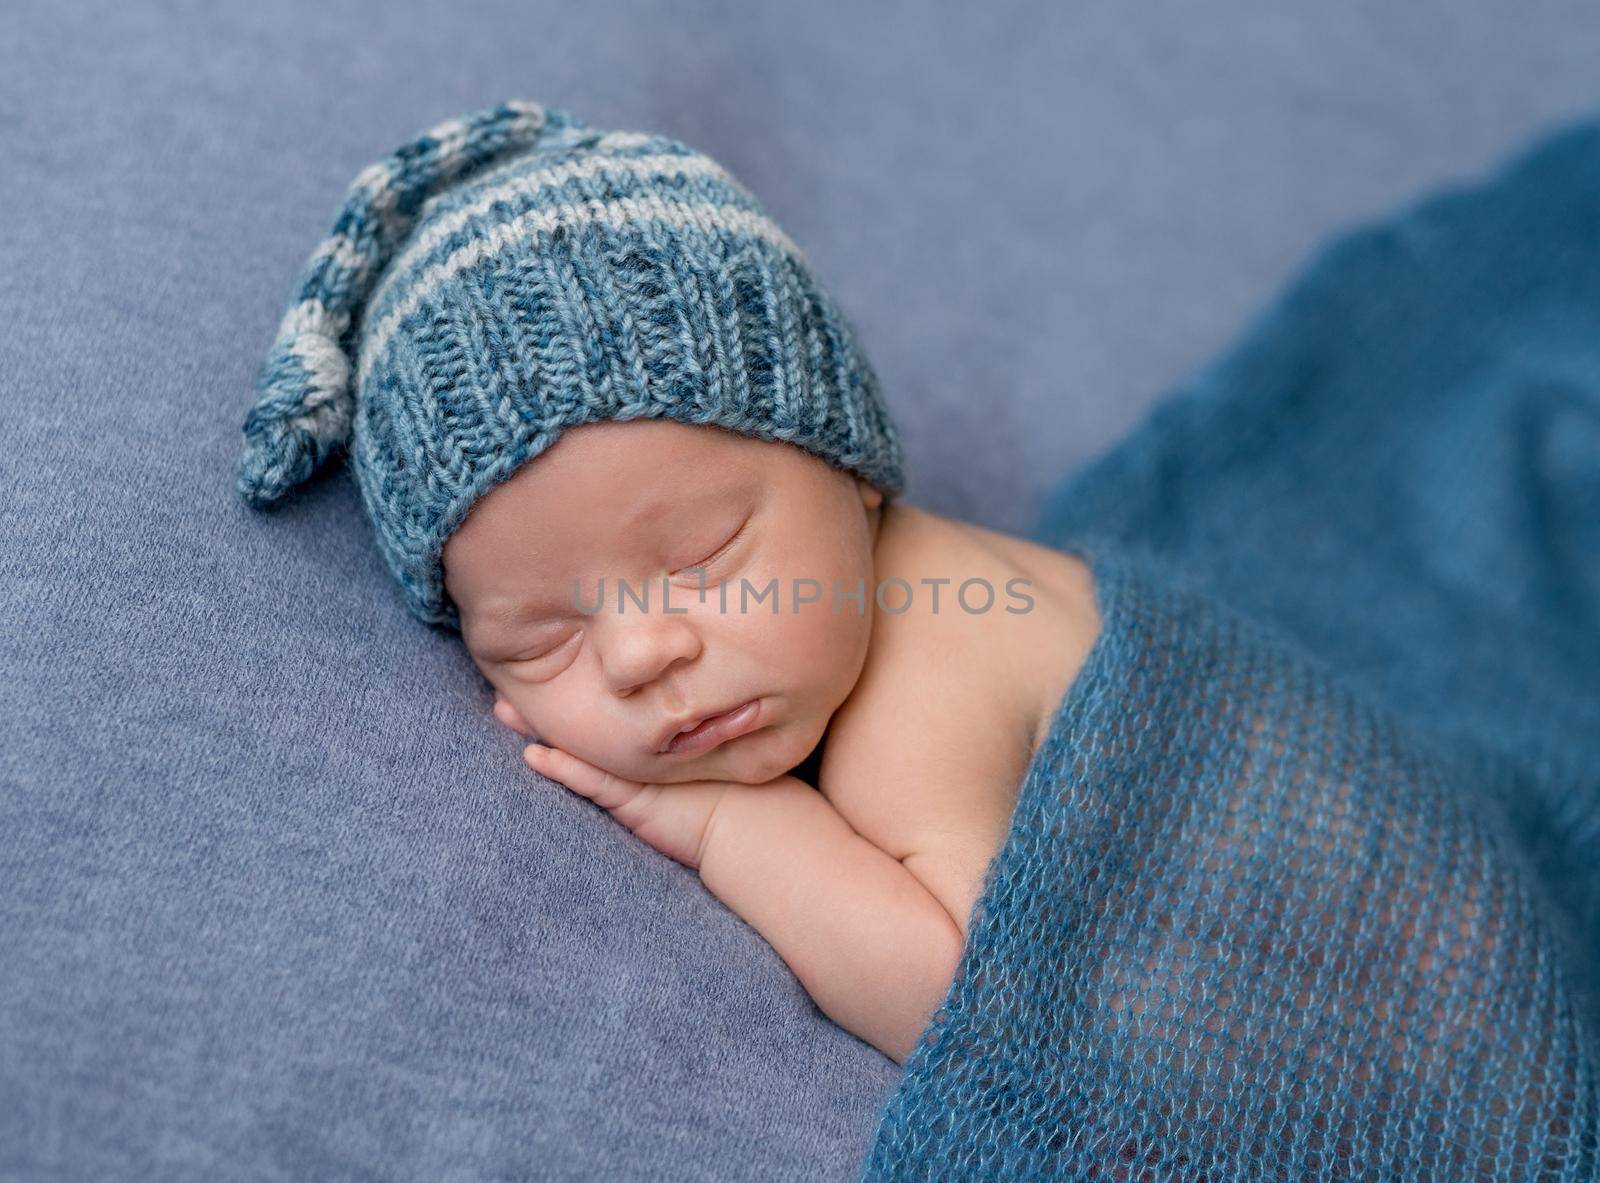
4, 2, 1599, 1178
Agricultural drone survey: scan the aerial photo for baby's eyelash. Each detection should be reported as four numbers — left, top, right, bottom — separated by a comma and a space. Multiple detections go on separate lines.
678, 518, 749, 574
512, 630, 578, 662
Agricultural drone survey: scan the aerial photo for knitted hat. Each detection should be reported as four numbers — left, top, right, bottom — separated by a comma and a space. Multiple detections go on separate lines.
236, 99, 906, 632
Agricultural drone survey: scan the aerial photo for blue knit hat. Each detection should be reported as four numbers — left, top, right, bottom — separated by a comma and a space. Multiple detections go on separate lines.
236, 99, 906, 632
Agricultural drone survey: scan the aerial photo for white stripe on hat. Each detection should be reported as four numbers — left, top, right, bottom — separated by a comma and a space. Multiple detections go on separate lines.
355, 196, 806, 389
419, 129, 658, 220
348, 106, 552, 239
290, 234, 374, 300
288, 328, 351, 414
276, 297, 349, 343
369, 150, 747, 320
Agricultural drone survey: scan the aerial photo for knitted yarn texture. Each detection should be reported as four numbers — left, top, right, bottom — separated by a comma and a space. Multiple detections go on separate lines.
860, 117, 1600, 1178
236, 100, 905, 630
863, 542, 1598, 1180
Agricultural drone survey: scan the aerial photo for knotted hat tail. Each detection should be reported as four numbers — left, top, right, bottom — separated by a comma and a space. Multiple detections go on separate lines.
235, 100, 587, 507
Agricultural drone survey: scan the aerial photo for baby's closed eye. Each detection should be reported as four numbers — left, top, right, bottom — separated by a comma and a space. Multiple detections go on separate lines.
671, 514, 752, 578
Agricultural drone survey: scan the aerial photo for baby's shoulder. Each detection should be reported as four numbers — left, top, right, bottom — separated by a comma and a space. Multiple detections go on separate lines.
815, 507, 1101, 934
816, 626, 1025, 937
817, 611, 1028, 861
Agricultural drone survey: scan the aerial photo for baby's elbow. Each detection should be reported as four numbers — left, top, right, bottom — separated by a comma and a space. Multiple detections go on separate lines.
931, 908, 966, 992
893, 908, 966, 1064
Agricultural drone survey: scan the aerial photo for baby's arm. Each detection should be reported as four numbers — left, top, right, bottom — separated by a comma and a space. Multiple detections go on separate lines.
521, 743, 964, 1064
698, 776, 965, 1064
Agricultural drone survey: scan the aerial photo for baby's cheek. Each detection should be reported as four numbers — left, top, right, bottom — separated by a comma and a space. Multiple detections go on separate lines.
513, 692, 609, 763
785, 592, 876, 719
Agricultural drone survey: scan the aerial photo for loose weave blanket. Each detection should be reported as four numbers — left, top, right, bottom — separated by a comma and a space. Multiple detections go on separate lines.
858, 117, 1600, 1180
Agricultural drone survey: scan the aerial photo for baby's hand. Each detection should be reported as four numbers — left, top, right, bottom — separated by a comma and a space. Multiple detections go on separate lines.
522, 741, 732, 872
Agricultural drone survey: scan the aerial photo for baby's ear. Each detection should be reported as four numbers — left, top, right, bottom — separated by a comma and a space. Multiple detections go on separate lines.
493, 692, 538, 739
856, 477, 883, 511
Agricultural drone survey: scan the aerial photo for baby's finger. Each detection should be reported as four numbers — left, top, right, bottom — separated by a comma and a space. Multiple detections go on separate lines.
493, 694, 533, 737
525, 744, 644, 811
523, 743, 728, 868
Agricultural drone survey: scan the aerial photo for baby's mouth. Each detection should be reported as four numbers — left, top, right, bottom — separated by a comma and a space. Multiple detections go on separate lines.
657, 698, 763, 757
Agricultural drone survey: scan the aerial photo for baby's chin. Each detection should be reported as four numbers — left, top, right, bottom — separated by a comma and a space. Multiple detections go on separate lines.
660, 741, 797, 786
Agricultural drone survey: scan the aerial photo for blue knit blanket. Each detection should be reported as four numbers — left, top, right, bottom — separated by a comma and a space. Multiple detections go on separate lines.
859, 117, 1600, 1180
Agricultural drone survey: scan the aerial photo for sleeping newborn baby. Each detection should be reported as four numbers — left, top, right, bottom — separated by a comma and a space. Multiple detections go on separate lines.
440, 417, 1101, 1063
241, 100, 1600, 1172
235, 98, 1097, 1065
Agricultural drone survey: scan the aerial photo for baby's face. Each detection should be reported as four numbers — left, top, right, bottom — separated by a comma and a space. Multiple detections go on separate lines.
442, 419, 884, 786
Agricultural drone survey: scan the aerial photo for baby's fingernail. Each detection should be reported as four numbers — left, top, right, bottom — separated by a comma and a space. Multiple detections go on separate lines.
524, 744, 545, 765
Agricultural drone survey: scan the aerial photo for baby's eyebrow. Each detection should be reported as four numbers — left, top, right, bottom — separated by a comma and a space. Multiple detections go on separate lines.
483, 595, 561, 631
477, 571, 596, 636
